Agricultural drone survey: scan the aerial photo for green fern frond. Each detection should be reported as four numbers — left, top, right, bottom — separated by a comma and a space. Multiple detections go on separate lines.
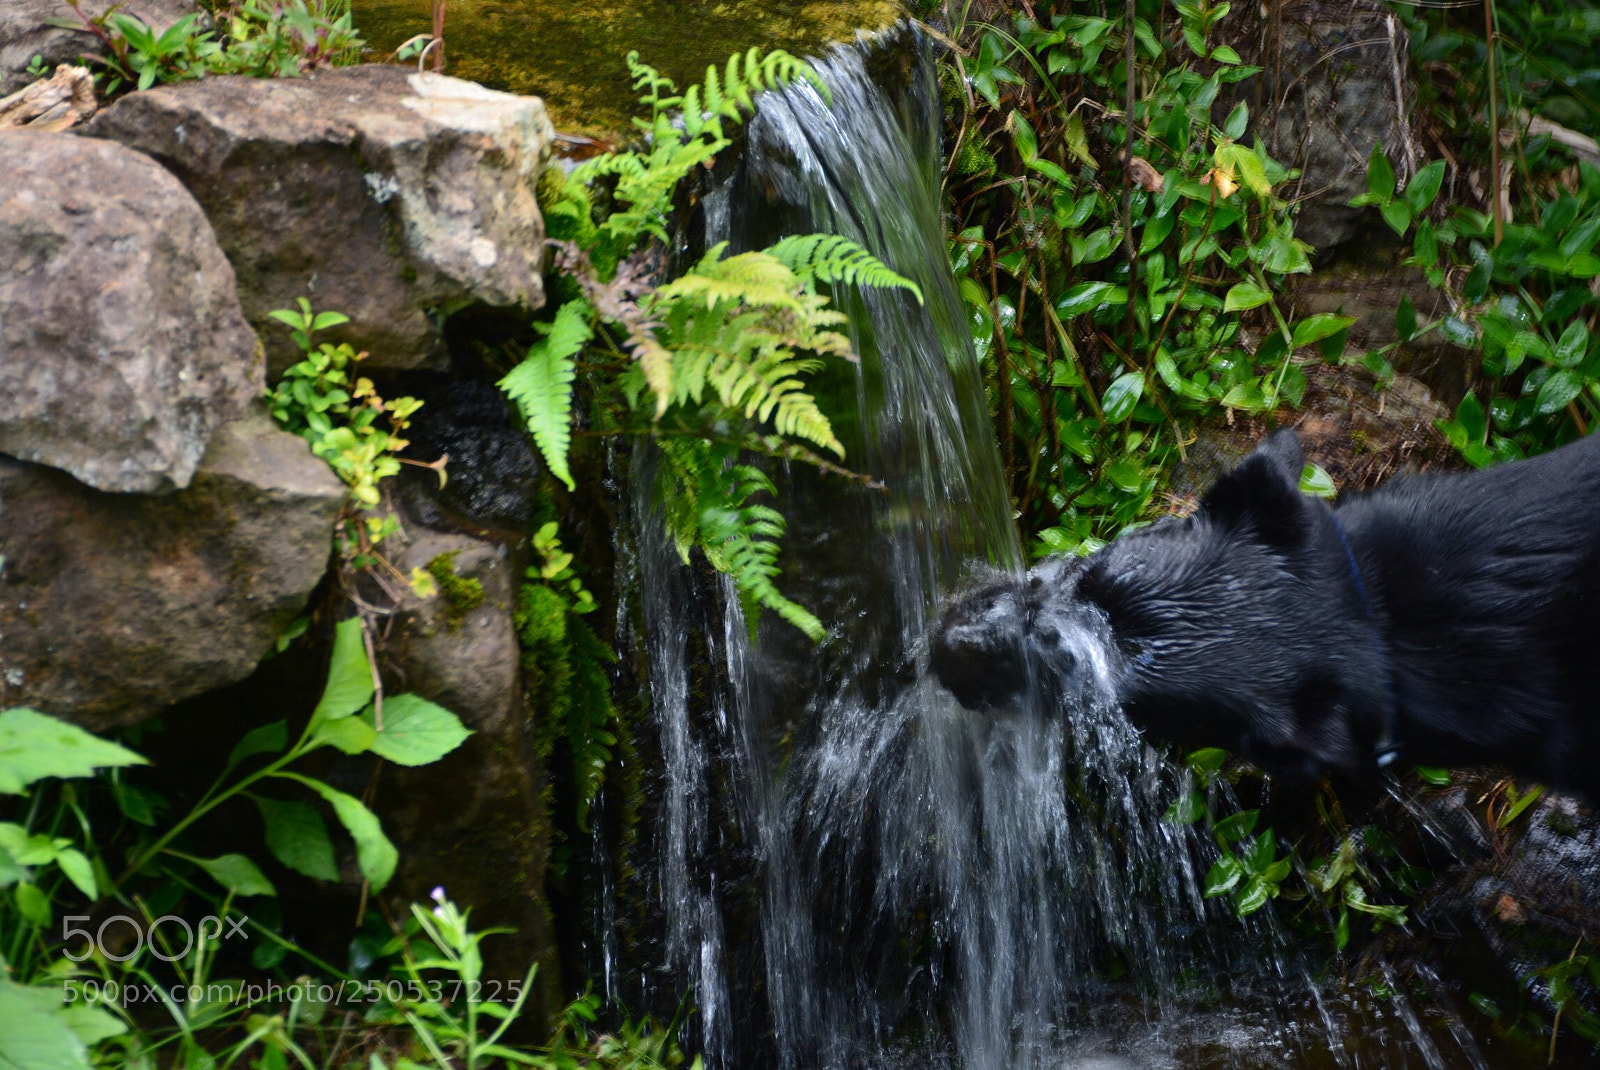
500, 299, 592, 490
767, 234, 925, 304
654, 246, 807, 312
657, 442, 825, 641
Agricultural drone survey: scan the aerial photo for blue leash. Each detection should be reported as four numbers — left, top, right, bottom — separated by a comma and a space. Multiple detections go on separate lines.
1330, 512, 1404, 768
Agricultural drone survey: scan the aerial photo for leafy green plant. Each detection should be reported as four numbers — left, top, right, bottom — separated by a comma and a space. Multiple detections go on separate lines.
515, 50, 921, 641
1350, 150, 1600, 467
63, 0, 363, 95
267, 299, 429, 570
940, 0, 1351, 555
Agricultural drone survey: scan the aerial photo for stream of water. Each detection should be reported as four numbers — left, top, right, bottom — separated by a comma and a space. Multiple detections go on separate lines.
611, 23, 1533, 1070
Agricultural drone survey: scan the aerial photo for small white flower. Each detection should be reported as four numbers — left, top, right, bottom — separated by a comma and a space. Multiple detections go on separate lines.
431, 885, 446, 903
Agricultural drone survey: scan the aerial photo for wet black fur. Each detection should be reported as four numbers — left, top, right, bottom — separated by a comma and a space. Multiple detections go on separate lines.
931, 430, 1600, 801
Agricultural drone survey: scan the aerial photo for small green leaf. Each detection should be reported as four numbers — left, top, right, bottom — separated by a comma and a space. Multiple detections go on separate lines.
1010, 110, 1038, 161
254, 797, 338, 882
1186, 747, 1229, 775
1103, 458, 1144, 492
1204, 854, 1243, 897
1163, 791, 1206, 824
1299, 463, 1336, 498
1101, 372, 1144, 421
1235, 875, 1272, 915
1439, 316, 1478, 348
311, 618, 374, 725
53, 848, 96, 900
1213, 809, 1260, 844
1396, 295, 1418, 342
1535, 368, 1583, 415
225, 721, 287, 771
1365, 146, 1396, 201
195, 853, 277, 897
1291, 313, 1357, 349
1414, 766, 1452, 786
1223, 281, 1271, 312
1054, 281, 1124, 318
1222, 100, 1248, 140
0, 709, 146, 794
0, 981, 93, 1070
1403, 160, 1446, 215
290, 776, 397, 890
1380, 199, 1412, 237
362, 695, 473, 767
309, 714, 377, 755
1552, 321, 1589, 368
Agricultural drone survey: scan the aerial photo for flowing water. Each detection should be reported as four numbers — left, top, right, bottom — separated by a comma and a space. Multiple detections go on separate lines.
610, 24, 1552, 1070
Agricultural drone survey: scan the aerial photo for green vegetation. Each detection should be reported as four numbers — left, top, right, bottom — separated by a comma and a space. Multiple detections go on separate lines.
512, 49, 920, 640
942, 0, 1351, 555
61, 0, 363, 94
267, 299, 428, 574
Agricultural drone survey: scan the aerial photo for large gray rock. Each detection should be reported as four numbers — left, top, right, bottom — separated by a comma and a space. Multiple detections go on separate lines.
86, 66, 554, 376
0, 407, 344, 730
370, 526, 557, 1017
1220, 0, 1420, 255
0, 0, 208, 97
0, 130, 260, 493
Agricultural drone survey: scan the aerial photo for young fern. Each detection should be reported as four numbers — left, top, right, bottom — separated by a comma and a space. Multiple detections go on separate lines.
768, 234, 925, 304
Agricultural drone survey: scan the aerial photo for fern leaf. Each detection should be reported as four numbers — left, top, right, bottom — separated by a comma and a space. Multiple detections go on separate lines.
634, 334, 674, 419
500, 299, 591, 490
767, 234, 924, 304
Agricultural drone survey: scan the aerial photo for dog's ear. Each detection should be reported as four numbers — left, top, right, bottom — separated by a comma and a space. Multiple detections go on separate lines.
1201, 430, 1309, 547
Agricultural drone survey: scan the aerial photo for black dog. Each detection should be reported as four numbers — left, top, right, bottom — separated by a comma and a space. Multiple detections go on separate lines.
931, 430, 1600, 802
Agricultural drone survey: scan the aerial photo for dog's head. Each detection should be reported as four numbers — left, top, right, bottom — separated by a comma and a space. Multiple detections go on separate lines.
932, 431, 1390, 790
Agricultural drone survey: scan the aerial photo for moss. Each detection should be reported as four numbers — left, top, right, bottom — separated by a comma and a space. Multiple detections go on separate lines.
425, 551, 486, 632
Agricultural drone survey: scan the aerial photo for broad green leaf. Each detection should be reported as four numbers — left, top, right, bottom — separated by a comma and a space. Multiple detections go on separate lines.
1163, 792, 1205, 824
1103, 458, 1144, 492
1403, 160, 1446, 215
500, 300, 591, 488
1212, 809, 1259, 844
254, 797, 338, 882
1535, 369, 1583, 415
311, 618, 374, 725
1186, 747, 1229, 775
310, 714, 377, 755
1380, 200, 1412, 237
225, 720, 287, 772
1235, 875, 1272, 915
1101, 372, 1144, 421
1455, 392, 1487, 444
1204, 855, 1243, 897
1026, 157, 1072, 187
14, 881, 49, 926
1396, 295, 1418, 342
53, 848, 95, 900
1223, 281, 1271, 312
1055, 281, 1124, 318
1439, 316, 1477, 348
1291, 313, 1356, 349
1222, 100, 1248, 140
1415, 766, 1452, 786
291, 776, 397, 890
1011, 110, 1038, 161
195, 853, 277, 897
0, 982, 92, 1070
0, 709, 145, 794
1365, 146, 1395, 201
1552, 321, 1589, 368
362, 695, 473, 767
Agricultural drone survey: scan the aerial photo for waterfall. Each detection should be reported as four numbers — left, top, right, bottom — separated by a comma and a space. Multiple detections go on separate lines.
614, 24, 1481, 1070
616, 27, 1206, 1068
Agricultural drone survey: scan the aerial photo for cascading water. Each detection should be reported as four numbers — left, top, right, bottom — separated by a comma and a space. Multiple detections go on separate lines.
610, 23, 1492, 1070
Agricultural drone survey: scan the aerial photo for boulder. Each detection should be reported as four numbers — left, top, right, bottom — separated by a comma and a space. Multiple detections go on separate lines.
0, 0, 208, 97
369, 526, 558, 1014
0, 407, 344, 731
86, 66, 555, 376
0, 129, 260, 494
1219, 0, 1421, 255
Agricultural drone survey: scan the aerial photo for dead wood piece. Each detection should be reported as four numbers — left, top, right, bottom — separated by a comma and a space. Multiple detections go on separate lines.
0, 65, 96, 130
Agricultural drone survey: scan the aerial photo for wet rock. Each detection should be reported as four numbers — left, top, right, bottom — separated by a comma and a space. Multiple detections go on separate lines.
0, 130, 260, 493
397, 376, 542, 539
370, 526, 557, 1012
1219, 0, 1420, 255
0, 407, 344, 730
0, 0, 208, 97
85, 66, 554, 376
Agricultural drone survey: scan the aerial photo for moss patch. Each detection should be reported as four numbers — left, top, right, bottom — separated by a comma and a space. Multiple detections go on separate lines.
425, 551, 486, 632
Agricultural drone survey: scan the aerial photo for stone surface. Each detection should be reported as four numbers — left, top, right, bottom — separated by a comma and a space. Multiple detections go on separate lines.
1220, 0, 1420, 256
369, 525, 558, 1015
0, 0, 208, 97
0, 407, 344, 730
0, 130, 260, 493
86, 66, 554, 376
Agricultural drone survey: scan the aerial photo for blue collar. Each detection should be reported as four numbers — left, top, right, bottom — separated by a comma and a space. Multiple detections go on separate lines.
1330, 512, 1403, 768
